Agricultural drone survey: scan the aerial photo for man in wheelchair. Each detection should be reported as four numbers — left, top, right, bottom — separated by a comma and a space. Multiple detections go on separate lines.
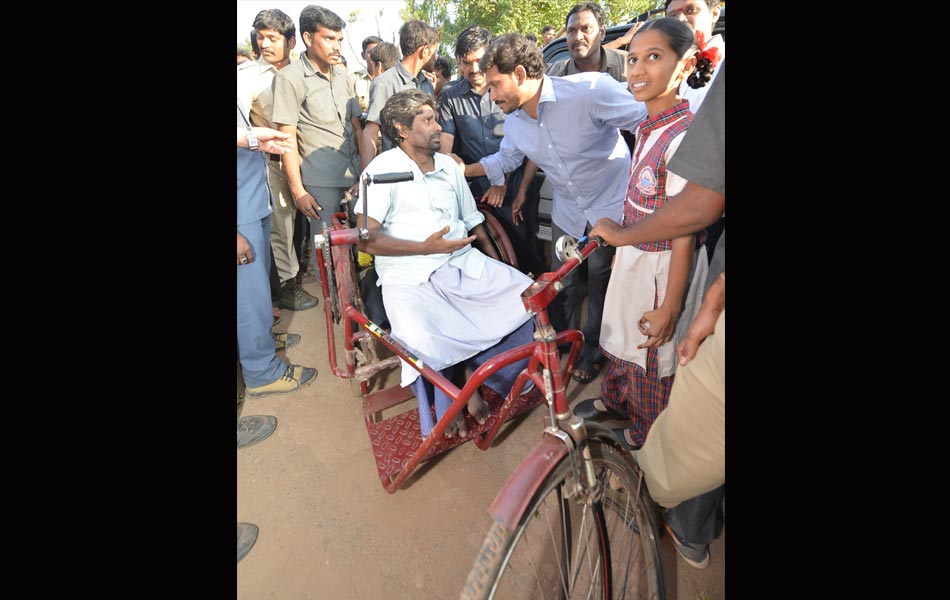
355, 89, 535, 439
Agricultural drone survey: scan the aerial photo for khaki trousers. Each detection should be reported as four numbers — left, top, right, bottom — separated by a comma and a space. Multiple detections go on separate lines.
267, 158, 299, 284
635, 311, 725, 509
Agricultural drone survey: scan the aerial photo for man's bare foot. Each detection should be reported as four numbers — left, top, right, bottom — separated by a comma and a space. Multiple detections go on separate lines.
443, 391, 490, 438
444, 412, 467, 438
467, 390, 490, 426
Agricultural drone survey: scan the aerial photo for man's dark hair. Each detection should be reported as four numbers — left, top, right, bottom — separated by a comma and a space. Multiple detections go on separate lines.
479, 32, 545, 79
362, 35, 384, 53
525, 33, 538, 44
299, 4, 345, 35
542, 25, 557, 34
664, 0, 719, 8
433, 56, 452, 79
249, 29, 260, 58
369, 41, 400, 71
455, 24, 492, 59
253, 8, 296, 40
238, 45, 253, 61
565, 2, 606, 28
399, 20, 440, 58
380, 89, 437, 144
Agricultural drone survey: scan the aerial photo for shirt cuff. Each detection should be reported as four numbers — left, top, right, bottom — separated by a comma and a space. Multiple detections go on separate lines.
480, 157, 505, 187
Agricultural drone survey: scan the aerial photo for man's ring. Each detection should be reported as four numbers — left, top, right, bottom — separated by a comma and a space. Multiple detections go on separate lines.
240, 257, 248, 264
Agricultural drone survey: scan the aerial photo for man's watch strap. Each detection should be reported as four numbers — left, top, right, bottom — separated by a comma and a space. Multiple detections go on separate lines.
246, 127, 259, 151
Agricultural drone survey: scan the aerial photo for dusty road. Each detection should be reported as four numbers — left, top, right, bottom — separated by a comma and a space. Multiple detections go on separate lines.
238, 279, 724, 599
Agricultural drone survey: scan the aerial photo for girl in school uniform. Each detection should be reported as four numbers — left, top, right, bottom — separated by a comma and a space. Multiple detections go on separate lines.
574, 17, 721, 449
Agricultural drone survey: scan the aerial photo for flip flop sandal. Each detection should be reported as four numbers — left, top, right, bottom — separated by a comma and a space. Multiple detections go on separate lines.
573, 398, 627, 426
612, 427, 642, 451
571, 356, 602, 383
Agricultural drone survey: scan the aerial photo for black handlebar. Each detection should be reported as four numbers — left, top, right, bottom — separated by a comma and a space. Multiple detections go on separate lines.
366, 172, 414, 184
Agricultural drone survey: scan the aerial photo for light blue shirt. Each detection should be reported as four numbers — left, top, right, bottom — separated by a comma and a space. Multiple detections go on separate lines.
356, 147, 487, 287
479, 73, 647, 238
237, 98, 272, 227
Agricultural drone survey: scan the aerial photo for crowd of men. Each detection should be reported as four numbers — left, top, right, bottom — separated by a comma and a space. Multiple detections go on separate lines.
237, 0, 725, 572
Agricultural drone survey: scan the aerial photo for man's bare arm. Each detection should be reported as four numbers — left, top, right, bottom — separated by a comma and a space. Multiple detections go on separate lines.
276, 124, 321, 220
357, 215, 475, 257
360, 121, 381, 170
590, 181, 725, 247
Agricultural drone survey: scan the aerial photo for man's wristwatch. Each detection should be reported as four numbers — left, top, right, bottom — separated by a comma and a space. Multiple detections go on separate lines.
246, 127, 259, 151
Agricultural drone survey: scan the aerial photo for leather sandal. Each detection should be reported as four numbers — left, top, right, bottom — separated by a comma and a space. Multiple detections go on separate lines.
571, 356, 602, 384
573, 398, 627, 426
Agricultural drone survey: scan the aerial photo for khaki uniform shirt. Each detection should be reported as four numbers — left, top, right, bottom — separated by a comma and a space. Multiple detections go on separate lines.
271, 54, 361, 188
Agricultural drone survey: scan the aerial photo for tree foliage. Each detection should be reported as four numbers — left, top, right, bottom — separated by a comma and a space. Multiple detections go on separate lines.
401, 0, 660, 56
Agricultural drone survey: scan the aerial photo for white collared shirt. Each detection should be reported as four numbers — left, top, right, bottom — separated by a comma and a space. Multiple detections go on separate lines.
356, 147, 487, 286
236, 56, 279, 128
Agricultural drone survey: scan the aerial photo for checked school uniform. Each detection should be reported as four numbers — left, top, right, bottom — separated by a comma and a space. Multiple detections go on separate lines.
599, 101, 708, 447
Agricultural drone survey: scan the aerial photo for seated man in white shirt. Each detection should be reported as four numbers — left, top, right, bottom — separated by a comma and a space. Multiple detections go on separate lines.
356, 89, 535, 439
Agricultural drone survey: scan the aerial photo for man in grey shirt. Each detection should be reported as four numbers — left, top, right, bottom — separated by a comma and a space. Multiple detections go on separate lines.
359, 19, 439, 170
545, 2, 627, 80
271, 5, 362, 274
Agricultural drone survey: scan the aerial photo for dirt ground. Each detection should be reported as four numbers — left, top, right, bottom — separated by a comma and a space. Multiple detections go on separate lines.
238, 278, 724, 599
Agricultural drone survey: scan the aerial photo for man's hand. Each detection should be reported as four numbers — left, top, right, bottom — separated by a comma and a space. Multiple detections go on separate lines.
511, 190, 527, 225
423, 226, 475, 254
448, 153, 466, 170
237, 232, 254, 266
294, 190, 322, 220
604, 21, 643, 49
589, 218, 623, 246
676, 272, 725, 365
252, 127, 296, 154
482, 184, 506, 208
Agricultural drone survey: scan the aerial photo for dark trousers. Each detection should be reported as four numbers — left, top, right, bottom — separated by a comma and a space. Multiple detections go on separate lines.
549, 220, 615, 364
269, 243, 281, 304
665, 485, 725, 547
293, 209, 310, 275
468, 168, 545, 277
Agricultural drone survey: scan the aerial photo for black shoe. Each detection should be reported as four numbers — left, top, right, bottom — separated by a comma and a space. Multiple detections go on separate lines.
611, 427, 642, 451
277, 281, 318, 311
237, 523, 259, 563
237, 415, 277, 448
573, 398, 627, 426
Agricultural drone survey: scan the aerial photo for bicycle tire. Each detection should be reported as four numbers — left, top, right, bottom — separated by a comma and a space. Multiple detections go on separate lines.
461, 439, 664, 600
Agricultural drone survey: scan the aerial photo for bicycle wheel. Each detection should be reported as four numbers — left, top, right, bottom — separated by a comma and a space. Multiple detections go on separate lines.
462, 439, 664, 600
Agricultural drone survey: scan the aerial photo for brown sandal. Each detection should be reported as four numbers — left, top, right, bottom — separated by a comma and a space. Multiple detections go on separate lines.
571, 357, 602, 383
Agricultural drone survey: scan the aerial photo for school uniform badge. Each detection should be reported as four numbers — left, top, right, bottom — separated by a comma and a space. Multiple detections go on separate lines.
636, 166, 657, 195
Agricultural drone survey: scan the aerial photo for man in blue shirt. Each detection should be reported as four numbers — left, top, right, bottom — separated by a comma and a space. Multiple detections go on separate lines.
437, 25, 544, 276
238, 99, 317, 397
456, 33, 647, 383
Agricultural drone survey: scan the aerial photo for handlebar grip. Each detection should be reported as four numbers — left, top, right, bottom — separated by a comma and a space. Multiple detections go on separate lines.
368, 172, 414, 184
577, 235, 605, 248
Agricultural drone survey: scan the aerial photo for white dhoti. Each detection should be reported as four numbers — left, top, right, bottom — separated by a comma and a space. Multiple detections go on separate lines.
382, 258, 533, 388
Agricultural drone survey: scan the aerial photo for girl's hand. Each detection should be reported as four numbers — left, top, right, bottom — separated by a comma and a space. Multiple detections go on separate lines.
636, 306, 677, 349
